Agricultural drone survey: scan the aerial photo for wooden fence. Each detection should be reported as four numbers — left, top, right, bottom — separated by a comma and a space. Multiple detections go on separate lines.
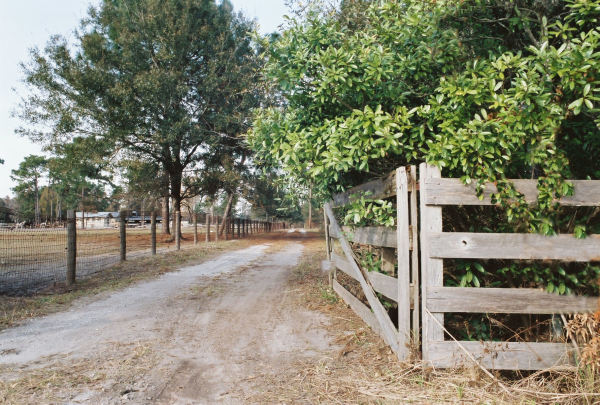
324, 166, 419, 360
324, 163, 600, 369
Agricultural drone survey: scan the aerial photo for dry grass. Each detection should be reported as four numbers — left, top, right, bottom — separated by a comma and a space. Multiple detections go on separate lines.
0, 341, 156, 405
248, 237, 600, 404
0, 227, 214, 267
0, 236, 262, 331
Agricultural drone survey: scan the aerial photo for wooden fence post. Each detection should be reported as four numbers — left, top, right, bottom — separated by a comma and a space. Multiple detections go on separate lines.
409, 165, 420, 343
175, 211, 181, 250
396, 167, 411, 359
66, 209, 76, 286
193, 212, 198, 244
151, 211, 157, 255
206, 213, 210, 243
419, 163, 444, 362
120, 210, 126, 262
215, 215, 219, 242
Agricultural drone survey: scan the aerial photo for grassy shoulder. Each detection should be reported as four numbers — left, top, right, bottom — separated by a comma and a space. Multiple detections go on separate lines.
0, 237, 260, 331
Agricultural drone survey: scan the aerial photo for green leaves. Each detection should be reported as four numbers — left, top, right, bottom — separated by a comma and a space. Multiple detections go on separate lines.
249, 0, 600, 239
343, 193, 395, 227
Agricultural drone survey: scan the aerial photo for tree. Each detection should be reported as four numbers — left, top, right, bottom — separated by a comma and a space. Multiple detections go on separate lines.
248, 0, 600, 295
248, 0, 600, 232
11, 155, 47, 224
17, 0, 264, 236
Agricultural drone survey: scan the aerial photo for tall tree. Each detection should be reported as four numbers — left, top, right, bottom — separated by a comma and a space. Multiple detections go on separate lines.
11, 155, 47, 225
17, 0, 264, 235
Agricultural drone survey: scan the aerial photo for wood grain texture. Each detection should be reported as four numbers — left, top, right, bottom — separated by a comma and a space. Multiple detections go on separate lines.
429, 232, 600, 262
333, 252, 399, 303
423, 178, 600, 207
427, 341, 575, 370
343, 226, 397, 248
409, 165, 420, 342
324, 210, 331, 261
420, 163, 445, 361
396, 167, 411, 353
427, 287, 599, 314
333, 279, 382, 336
325, 203, 401, 355
368, 271, 398, 303
332, 252, 359, 280
332, 171, 398, 207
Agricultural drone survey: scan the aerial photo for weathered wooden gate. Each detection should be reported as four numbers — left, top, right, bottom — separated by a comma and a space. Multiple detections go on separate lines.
324, 163, 600, 369
419, 162, 600, 370
323, 166, 419, 360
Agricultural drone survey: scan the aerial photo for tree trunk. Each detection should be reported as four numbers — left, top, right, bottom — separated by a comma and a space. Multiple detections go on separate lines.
80, 185, 85, 229
308, 184, 312, 229
161, 195, 170, 234
218, 193, 234, 236
34, 175, 40, 225
170, 171, 183, 240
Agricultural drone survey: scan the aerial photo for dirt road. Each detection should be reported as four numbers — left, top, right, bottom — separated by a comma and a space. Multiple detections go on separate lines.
0, 237, 336, 404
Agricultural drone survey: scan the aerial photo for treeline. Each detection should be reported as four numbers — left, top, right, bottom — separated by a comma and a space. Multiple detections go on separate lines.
11, 0, 310, 229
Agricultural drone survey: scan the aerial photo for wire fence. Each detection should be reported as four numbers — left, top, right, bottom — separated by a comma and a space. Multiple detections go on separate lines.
0, 214, 286, 295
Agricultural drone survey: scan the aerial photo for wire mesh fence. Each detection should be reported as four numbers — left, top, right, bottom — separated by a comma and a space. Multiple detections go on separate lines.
0, 214, 286, 296
0, 228, 68, 294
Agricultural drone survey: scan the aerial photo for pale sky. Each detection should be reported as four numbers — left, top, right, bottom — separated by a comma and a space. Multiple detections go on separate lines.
0, 0, 288, 198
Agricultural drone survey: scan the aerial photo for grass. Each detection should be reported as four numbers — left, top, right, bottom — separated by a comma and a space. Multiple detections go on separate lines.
0, 238, 255, 331
0, 341, 156, 404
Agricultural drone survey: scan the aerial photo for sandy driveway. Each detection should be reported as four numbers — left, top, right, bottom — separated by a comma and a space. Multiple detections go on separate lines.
0, 239, 335, 404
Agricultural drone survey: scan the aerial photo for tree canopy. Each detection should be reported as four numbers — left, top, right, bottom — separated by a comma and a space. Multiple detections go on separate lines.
248, 0, 600, 234
17, 0, 265, 228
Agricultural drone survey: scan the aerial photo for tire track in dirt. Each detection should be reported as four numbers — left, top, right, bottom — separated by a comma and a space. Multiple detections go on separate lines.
150, 242, 333, 404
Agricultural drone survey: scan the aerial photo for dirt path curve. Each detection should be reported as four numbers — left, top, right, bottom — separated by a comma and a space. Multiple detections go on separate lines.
0, 238, 335, 404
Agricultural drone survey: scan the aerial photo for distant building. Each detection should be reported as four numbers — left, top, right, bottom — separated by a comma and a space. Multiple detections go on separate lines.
76, 212, 120, 228
76, 211, 162, 228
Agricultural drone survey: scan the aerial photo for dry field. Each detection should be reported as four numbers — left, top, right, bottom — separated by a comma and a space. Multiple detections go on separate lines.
0, 226, 234, 294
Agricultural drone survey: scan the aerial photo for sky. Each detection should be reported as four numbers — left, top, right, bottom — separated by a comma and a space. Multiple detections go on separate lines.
0, 0, 288, 198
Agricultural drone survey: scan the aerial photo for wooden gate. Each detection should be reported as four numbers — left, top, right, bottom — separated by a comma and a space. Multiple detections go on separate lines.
324, 163, 600, 369
419, 162, 600, 370
323, 166, 419, 360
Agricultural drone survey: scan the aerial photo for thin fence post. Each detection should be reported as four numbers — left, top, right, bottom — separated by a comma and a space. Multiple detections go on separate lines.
175, 211, 181, 250
206, 213, 210, 243
66, 210, 76, 286
215, 215, 219, 242
193, 212, 198, 245
120, 210, 126, 262
151, 211, 157, 255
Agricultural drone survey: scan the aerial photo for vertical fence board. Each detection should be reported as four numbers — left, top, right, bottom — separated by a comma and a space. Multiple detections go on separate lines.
396, 167, 411, 359
419, 163, 444, 362
409, 165, 420, 342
